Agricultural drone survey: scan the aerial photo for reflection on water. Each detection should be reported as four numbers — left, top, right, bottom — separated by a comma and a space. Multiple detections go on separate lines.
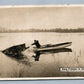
32, 51, 40, 61
32, 48, 72, 61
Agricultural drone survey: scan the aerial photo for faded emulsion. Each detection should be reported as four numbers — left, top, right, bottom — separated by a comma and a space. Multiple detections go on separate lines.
0, 5, 84, 78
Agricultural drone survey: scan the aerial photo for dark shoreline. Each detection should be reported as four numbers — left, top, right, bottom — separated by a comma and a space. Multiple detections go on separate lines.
0, 32, 84, 33
0, 28, 84, 33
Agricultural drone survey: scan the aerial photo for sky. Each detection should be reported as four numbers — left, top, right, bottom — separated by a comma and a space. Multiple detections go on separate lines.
0, 5, 84, 30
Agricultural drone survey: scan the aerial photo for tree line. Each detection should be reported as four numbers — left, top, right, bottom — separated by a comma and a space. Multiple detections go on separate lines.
0, 28, 84, 33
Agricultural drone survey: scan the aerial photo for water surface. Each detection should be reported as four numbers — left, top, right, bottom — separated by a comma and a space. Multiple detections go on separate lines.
0, 32, 84, 77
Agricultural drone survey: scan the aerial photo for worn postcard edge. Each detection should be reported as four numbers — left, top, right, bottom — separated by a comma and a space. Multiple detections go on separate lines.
0, 4, 84, 80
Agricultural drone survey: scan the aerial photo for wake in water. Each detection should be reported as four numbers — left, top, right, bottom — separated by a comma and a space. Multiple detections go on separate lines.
2, 43, 72, 65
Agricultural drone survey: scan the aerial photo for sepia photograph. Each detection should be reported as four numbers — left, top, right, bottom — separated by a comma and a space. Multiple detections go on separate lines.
0, 5, 84, 79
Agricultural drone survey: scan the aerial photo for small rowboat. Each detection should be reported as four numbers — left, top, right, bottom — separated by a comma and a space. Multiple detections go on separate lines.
33, 42, 72, 52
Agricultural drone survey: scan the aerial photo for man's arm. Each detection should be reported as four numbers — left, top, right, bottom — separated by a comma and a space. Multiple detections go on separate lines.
32, 43, 35, 45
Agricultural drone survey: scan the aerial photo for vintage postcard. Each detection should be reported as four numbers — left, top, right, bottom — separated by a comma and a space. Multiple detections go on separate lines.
0, 5, 84, 80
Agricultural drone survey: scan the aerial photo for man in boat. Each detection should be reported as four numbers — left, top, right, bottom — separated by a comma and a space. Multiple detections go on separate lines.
32, 40, 41, 48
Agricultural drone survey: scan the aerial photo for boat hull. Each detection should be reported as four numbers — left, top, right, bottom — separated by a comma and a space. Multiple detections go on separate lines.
34, 42, 72, 52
